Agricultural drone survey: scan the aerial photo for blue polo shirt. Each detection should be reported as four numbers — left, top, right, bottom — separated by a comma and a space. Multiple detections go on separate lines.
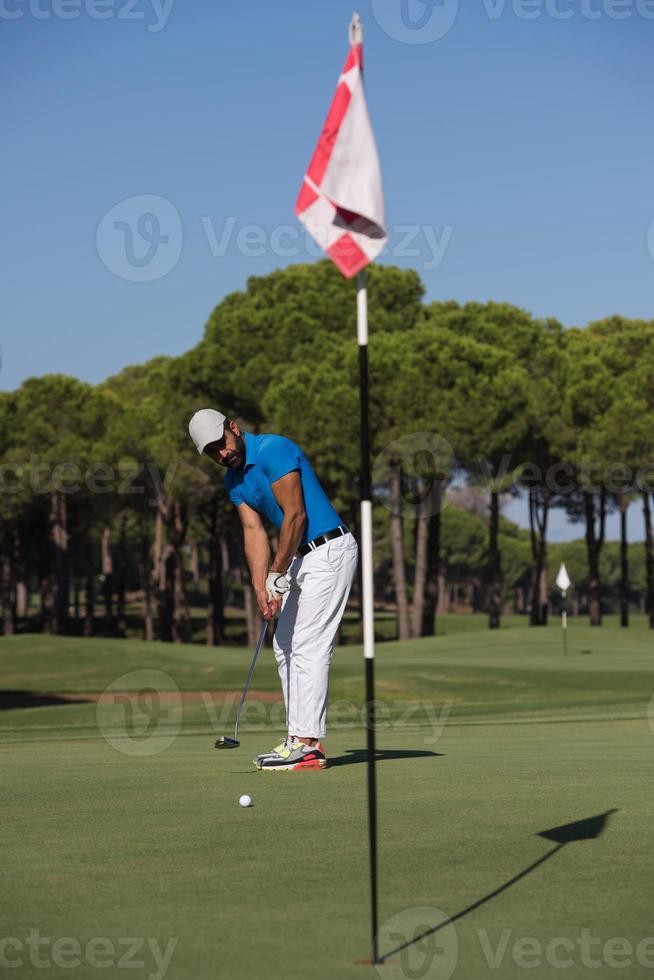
224, 432, 343, 547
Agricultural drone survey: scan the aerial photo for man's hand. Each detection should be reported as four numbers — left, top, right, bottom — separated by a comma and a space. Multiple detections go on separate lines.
256, 588, 282, 620
255, 571, 289, 621
265, 570, 289, 603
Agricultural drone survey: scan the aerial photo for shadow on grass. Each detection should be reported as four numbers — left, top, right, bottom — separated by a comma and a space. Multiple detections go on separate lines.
330, 748, 443, 768
378, 809, 618, 965
0, 691, 93, 711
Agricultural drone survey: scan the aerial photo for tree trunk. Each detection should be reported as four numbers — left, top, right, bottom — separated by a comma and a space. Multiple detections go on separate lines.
437, 571, 448, 614
153, 504, 164, 592
50, 493, 69, 633
16, 581, 27, 619
411, 507, 429, 637
471, 577, 482, 613
41, 573, 53, 634
139, 516, 154, 642
389, 459, 411, 640
83, 525, 95, 637
172, 501, 189, 643
60, 496, 69, 625
584, 489, 605, 627
488, 490, 502, 629
528, 489, 550, 626
421, 485, 442, 637
190, 541, 200, 585
207, 499, 225, 646
539, 564, 549, 625
151, 503, 164, 639
160, 542, 175, 643
643, 493, 654, 629
220, 536, 230, 585
528, 491, 537, 624
619, 496, 629, 628
101, 524, 114, 634
115, 513, 127, 638
155, 498, 175, 642
1, 535, 16, 636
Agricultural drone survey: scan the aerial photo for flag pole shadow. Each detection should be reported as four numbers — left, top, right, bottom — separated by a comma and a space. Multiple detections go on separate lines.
377, 809, 618, 965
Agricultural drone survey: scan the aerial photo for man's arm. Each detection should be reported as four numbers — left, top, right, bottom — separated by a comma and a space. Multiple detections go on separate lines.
270, 471, 306, 572
237, 502, 275, 618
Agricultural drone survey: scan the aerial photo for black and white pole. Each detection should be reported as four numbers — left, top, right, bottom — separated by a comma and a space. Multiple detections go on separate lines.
556, 563, 571, 657
358, 268, 379, 965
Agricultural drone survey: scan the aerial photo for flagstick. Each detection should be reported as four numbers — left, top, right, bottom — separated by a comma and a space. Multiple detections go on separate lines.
556, 564, 572, 659
358, 268, 379, 965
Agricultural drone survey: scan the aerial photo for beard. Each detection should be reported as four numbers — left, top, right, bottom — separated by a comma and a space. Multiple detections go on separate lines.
224, 433, 246, 470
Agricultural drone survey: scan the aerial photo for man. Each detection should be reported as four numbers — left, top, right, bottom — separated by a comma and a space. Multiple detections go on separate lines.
189, 408, 358, 771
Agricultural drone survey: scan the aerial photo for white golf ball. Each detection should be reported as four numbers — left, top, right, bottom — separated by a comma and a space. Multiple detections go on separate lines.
239, 794, 252, 808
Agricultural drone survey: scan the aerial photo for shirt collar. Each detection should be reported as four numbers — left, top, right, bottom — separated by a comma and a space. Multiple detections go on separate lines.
242, 431, 258, 471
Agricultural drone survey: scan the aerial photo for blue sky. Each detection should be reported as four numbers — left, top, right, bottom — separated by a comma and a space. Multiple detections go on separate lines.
2, 0, 653, 540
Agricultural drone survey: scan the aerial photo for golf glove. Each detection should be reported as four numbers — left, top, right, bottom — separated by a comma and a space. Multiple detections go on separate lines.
265, 571, 290, 603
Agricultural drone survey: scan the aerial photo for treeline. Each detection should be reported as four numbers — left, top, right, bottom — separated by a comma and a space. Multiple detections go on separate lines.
397, 501, 654, 621
1, 261, 653, 643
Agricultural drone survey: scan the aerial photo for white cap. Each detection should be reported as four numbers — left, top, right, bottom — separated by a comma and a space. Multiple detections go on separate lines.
188, 409, 227, 455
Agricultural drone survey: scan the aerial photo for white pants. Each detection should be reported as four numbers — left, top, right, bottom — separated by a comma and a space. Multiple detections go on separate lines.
273, 532, 358, 739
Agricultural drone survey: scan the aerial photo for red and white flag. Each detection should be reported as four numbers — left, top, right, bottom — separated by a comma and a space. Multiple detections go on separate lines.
295, 13, 387, 279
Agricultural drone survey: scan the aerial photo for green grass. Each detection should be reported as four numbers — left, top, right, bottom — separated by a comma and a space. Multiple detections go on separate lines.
2, 619, 653, 979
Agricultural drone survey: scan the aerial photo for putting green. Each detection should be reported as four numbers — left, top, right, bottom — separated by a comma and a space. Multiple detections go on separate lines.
2, 621, 653, 979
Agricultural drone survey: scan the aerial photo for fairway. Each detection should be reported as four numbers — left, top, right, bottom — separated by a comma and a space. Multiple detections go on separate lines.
2, 619, 653, 980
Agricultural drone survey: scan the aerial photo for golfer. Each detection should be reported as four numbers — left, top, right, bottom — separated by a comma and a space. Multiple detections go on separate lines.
189, 409, 358, 771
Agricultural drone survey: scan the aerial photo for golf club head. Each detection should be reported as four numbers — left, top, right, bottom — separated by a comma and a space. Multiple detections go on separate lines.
215, 736, 240, 749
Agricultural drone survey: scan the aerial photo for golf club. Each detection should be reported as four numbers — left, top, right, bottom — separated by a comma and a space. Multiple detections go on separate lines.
215, 619, 269, 749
